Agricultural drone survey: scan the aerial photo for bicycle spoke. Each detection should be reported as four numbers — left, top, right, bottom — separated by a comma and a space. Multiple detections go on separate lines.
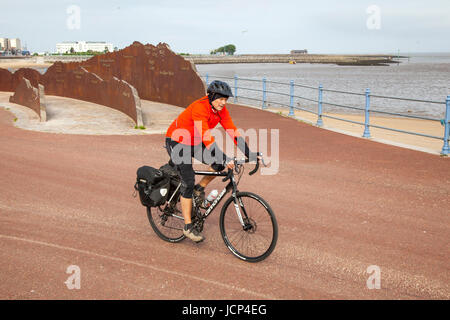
229, 229, 246, 246
148, 205, 185, 242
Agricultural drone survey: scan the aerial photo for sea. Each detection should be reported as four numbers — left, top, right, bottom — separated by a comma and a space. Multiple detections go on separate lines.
196, 53, 450, 119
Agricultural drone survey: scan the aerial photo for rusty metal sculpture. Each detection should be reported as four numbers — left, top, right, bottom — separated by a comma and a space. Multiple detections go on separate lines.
77, 42, 206, 108
9, 77, 46, 122
12, 68, 42, 89
0, 68, 13, 92
43, 64, 143, 127
0, 41, 205, 126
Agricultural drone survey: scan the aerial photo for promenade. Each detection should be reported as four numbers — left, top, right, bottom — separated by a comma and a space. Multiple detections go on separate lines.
0, 96, 448, 299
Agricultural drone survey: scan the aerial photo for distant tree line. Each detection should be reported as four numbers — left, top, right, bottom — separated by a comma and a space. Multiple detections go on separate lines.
57, 46, 111, 55
210, 44, 236, 55
51, 52, 105, 56
52, 49, 109, 56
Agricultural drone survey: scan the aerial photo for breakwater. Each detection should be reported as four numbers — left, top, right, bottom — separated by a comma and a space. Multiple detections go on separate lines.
185, 54, 400, 66
1, 54, 401, 66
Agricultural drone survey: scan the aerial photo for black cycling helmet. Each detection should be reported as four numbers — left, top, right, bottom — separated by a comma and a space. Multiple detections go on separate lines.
207, 80, 234, 97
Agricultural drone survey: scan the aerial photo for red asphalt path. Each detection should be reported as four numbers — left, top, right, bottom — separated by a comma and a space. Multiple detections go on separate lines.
0, 104, 449, 299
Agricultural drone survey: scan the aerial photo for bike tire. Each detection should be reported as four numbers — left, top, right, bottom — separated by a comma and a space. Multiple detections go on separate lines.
147, 205, 186, 243
219, 192, 278, 262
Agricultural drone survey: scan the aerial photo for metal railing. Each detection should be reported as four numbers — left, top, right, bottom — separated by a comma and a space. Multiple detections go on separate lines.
203, 74, 450, 155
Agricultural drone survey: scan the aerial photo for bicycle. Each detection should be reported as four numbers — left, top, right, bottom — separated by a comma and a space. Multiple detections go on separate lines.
146, 154, 278, 262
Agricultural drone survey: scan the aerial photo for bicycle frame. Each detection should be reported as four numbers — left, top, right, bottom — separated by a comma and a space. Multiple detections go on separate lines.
193, 170, 236, 219
165, 169, 244, 225
163, 154, 263, 229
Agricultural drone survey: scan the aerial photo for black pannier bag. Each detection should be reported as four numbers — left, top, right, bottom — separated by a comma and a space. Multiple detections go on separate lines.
159, 162, 181, 201
134, 166, 170, 207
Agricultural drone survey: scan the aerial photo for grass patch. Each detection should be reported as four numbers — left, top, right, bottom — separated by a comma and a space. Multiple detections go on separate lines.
134, 125, 146, 130
13, 118, 18, 122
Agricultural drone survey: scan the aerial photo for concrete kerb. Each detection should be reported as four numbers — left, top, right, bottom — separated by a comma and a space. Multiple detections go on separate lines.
233, 101, 444, 156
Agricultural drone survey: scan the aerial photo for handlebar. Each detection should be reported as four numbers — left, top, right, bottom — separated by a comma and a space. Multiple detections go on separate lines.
222, 152, 265, 182
248, 157, 260, 176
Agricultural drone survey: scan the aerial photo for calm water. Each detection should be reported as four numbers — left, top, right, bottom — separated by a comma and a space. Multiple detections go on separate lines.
197, 53, 450, 118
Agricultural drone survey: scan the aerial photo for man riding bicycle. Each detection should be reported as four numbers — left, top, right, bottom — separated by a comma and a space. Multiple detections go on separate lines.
165, 80, 258, 243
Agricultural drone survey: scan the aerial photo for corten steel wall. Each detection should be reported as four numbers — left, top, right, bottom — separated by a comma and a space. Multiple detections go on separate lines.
12, 68, 42, 89
1, 41, 205, 110
9, 77, 43, 120
43, 64, 143, 126
0, 64, 143, 126
0, 68, 13, 91
0, 68, 42, 92
0, 41, 203, 126
73, 41, 206, 108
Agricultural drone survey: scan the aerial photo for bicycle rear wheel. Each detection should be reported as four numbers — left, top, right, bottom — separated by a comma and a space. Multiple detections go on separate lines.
147, 201, 186, 243
219, 192, 278, 262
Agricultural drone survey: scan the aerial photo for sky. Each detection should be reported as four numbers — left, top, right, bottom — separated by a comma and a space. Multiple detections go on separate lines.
1, 0, 450, 54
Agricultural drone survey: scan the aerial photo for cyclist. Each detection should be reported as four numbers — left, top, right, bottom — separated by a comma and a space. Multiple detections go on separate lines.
165, 80, 258, 243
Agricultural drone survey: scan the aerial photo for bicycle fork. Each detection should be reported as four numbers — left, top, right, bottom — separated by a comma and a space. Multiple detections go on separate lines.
232, 195, 253, 231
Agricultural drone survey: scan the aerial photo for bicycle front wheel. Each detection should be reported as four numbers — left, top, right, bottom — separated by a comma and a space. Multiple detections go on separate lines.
219, 192, 278, 262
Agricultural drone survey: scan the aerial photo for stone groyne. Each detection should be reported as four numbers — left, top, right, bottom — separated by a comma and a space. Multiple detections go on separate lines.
1, 54, 401, 66
185, 54, 399, 66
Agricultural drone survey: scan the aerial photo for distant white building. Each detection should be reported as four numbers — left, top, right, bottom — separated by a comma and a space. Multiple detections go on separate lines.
0, 38, 22, 51
0, 38, 5, 50
56, 41, 113, 54
9, 38, 21, 50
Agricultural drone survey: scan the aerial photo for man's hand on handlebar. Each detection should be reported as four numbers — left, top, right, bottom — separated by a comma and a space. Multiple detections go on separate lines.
226, 161, 235, 170
225, 152, 263, 171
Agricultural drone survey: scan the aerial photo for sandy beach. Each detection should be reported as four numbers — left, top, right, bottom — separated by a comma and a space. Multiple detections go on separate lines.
247, 105, 446, 155
0, 58, 52, 70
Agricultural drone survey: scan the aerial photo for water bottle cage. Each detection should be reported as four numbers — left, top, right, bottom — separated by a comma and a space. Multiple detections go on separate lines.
203, 190, 219, 208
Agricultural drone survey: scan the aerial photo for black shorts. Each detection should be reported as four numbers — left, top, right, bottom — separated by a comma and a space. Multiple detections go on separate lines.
165, 138, 225, 198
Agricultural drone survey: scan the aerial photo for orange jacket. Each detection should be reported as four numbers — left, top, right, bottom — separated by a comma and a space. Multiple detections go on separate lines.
166, 96, 241, 149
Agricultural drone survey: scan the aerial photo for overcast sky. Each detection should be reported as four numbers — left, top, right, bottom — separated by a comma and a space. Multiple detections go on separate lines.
1, 0, 449, 54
